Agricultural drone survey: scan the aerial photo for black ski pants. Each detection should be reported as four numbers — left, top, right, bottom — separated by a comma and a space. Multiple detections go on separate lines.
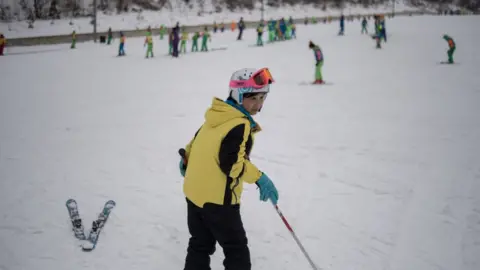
184, 198, 251, 270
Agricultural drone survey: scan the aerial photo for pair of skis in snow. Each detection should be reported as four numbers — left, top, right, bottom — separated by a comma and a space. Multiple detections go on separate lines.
438, 61, 459, 65
66, 198, 116, 251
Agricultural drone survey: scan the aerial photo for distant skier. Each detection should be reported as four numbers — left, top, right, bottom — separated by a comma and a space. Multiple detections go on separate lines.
443, 34, 456, 64
268, 19, 276, 43
118, 32, 126, 56
172, 22, 180, 57
237, 17, 245, 40
180, 28, 188, 54
291, 22, 297, 39
159, 25, 166, 40
256, 23, 264, 46
201, 27, 211, 52
285, 23, 292, 40
309, 41, 325, 84
361, 17, 368, 34
144, 33, 154, 58
373, 15, 380, 38
71, 31, 76, 49
107, 27, 113, 45
0, 33, 5, 55
380, 17, 387, 42
191, 32, 199, 52
338, 15, 345, 35
275, 20, 283, 40
279, 18, 287, 40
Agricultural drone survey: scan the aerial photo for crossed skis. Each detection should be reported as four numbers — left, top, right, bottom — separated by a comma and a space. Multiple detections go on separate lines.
66, 198, 116, 251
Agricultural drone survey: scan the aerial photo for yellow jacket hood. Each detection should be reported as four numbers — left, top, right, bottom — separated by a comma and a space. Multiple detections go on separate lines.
204, 97, 262, 131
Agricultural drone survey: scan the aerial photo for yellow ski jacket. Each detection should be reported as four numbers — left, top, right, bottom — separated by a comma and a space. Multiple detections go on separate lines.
183, 98, 263, 208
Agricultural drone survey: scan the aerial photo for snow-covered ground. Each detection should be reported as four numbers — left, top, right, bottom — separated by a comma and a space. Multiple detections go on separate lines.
1, 15, 479, 270
0, 3, 420, 38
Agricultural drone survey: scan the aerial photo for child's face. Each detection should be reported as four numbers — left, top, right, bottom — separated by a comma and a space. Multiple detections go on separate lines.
242, 93, 267, 115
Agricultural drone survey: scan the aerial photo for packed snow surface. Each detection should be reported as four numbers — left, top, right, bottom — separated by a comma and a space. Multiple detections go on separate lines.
0, 15, 479, 270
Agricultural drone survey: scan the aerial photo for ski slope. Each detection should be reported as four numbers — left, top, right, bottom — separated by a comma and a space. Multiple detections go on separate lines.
0, 15, 479, 270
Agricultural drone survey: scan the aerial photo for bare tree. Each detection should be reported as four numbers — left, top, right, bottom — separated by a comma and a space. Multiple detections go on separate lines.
49, 0, 60, 18
332, 0, 344, 9
198, 0, 205, 14
18, 0, 34, 20
116, 0, 132, 13
0, 4, 13, 22
33, 0, 51, 18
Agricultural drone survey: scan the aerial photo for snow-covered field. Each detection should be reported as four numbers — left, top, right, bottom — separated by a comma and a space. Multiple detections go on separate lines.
1, 15, 479, 270
0, 3, 419, 38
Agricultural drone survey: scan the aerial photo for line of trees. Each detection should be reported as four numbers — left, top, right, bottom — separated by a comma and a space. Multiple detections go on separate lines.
0, 0, 134, 21
1, 0, 478, 21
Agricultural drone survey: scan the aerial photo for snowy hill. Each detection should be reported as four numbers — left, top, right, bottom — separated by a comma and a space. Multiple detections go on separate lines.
0, 1, 424, 38
1, 15, 479, 270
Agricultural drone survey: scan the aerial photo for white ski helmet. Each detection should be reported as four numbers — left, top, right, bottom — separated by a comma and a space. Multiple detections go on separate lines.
229, 68, 271, 104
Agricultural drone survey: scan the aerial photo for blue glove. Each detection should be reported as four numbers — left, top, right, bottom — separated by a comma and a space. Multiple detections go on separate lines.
179, 159, 186, 177
256, 173, 279, 205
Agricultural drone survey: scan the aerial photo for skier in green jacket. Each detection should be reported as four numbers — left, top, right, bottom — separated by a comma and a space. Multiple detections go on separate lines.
201, 27, 211, 52
107, 27, 113, 45
71, 31, 76, 49
191, 32, 200, 52
443, 34, 456, 64
309, 41, 325, 84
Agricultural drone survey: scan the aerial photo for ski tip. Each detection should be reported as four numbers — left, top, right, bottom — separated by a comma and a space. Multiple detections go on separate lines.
66, 199, 77, 206
105, 200, 116, 207
81, 244, 95, 252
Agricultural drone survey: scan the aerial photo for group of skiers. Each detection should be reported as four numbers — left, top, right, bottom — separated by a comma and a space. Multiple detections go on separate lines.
96, 24, 213, 58
254, 17, 297, 47
170, 26, 212, 55
73, 16, 297, 58
308, 14, 457, 85
10, 14, 454, 75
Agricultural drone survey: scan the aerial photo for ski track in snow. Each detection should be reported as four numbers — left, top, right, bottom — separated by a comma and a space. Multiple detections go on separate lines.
1, 15, 480, 270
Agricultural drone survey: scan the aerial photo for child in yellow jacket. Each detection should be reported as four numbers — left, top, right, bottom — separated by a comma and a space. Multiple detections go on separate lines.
180, 29, 188, 54
144, 34, 154, 58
